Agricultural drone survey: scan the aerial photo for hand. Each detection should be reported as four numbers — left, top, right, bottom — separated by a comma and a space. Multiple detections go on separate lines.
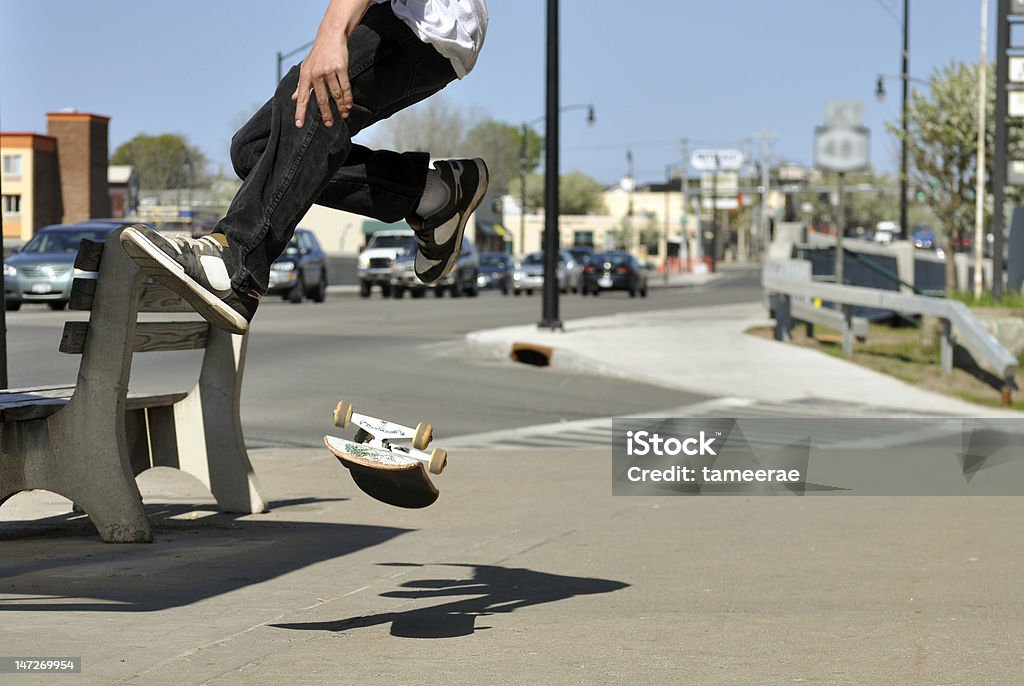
292, 28, 353, 129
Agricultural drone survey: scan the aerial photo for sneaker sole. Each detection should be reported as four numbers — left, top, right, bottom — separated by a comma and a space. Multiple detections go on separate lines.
120, 227, 249, 335
422, 159, 490, 285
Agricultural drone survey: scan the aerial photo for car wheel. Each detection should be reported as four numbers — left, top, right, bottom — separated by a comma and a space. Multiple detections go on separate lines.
288, 277, 304, 303
513, 289, 522, 296
6, 301, 21, 311
468, 272, 480, 297
380, 283, 392, 298
359, 280, 372, 298
411, 288, 426, 299
434, 287, 445, 298
312, 271, 327, 302
526, 289, 533, 296
641, 282, 648, 298
392, 287, 405, 299
451, 277, 463, 298
48, 301, 68, 311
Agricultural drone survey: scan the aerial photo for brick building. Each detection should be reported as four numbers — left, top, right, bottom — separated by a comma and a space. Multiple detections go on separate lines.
0, 110, 111, 241
1, 133, 62, 240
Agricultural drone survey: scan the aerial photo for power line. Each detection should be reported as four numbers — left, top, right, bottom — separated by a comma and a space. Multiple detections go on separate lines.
871, 0, 901, 26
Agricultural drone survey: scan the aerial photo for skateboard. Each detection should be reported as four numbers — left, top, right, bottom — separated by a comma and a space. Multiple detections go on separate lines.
324, 400, 447, 508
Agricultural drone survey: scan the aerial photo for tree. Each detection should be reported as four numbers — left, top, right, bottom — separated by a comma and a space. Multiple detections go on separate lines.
111, 134, 208, 191
892, 60, 1024, 293
462, 119, 542, 194
524, 170, 605, 215
368, 95, 476, 159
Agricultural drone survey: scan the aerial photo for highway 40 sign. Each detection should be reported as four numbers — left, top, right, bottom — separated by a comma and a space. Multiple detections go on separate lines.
814, 126, 870, 173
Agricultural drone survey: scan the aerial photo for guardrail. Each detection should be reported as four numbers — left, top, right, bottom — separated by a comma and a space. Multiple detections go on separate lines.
763, 259, 1019, 404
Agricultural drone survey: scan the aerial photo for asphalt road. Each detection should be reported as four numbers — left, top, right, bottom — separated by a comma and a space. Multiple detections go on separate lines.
2, 267, 762, 448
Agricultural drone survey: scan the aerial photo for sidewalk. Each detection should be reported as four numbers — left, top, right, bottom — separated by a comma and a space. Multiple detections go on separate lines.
3, 446, 1022, 684
465, 301, 1023, 418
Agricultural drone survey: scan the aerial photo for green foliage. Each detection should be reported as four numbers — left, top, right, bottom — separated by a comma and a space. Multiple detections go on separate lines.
890, 60, 1024, 290
462, 119, 542, 194
523, 169, 606, 215
111, 133, 208, 191
949, 290, 1024, 308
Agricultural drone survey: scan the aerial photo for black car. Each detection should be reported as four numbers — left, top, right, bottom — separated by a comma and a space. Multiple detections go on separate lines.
477, 252, 513, 294
581, 251, 648, 297
267, 228, 328, 303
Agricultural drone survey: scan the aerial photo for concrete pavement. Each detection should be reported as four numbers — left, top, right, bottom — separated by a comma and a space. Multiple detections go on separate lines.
465, 300, 1023, 418
3, 446, 1023, 685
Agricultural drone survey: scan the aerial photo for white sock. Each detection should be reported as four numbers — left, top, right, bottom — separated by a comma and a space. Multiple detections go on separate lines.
416, 169, 450, 218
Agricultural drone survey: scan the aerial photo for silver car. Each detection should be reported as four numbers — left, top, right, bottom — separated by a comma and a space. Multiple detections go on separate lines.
4, 223, 123, 311
513, 251, 568, 295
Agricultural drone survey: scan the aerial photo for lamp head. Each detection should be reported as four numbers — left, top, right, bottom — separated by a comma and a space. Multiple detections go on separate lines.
875, 76, 886, 102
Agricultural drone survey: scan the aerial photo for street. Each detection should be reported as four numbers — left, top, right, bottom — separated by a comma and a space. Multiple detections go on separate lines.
2, 268, 761, 447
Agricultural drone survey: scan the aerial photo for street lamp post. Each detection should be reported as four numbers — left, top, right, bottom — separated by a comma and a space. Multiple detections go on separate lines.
540, 0, 561, 330
518, 104, 594, 255
277, 40, 314, 84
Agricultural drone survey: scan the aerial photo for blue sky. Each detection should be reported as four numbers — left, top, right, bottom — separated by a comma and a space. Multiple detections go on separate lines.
0, 1, 999, 186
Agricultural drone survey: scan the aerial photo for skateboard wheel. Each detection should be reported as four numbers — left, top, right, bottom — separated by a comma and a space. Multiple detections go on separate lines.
428, 448, 447, 475
413, 422, 433, 450
333, 400, 353, 428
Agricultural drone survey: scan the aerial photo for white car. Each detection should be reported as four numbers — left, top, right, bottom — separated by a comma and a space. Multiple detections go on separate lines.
357, 229, 415, 298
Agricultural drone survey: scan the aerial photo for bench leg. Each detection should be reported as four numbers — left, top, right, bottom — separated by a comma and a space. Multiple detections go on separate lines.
1, 415, 152, 542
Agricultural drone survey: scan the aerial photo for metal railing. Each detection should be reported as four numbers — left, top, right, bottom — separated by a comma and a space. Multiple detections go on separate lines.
763, 259, 1018, 400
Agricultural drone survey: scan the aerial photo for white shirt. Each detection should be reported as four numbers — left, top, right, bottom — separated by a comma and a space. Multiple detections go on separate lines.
375, 0, 488, 78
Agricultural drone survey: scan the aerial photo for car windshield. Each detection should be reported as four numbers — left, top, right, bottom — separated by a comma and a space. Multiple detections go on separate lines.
522, 253, 545, 265
21, 229, 110, 254
369, 234, 414, 249
282, 236, 301, 256
568, 249, 592, 262
480, 255, 507, 267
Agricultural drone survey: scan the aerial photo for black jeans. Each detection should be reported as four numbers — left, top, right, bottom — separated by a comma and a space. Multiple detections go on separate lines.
220, 4, 458, 295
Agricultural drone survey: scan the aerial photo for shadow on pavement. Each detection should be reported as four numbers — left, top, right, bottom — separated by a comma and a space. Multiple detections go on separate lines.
0, 498, 408, 613
272, 562, 629, 639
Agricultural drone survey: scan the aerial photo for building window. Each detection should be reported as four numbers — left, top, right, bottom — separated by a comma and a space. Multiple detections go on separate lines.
2, 154, 22, 178
573, 231, 594, 247
2, 194, 21, 216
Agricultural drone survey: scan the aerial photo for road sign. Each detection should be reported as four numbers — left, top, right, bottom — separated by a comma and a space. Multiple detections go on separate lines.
699, 171, 739, 195
1010, 90, 1024, 117
824, 100, 864, 129
814, 126, 870, 173
690, 149, 744, 171
1011, 56, 1024, 83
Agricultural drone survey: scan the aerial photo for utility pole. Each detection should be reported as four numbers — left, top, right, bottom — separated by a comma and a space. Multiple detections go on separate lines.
836, 171, 846, 285
974, 0, 990, 299
899, 0, 910, 241
539, 0, 562, 330
758, 130, 778, 254
682, 138, 695, 268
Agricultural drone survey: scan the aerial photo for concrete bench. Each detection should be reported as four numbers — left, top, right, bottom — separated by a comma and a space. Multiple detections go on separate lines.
0, 229, 267, 542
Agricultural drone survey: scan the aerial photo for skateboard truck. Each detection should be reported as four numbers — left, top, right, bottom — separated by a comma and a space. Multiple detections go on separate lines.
325, 399, 447, 508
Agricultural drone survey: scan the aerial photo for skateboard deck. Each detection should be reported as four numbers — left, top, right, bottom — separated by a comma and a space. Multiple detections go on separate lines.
325, 435, 440, 509
326, 400, 447, 508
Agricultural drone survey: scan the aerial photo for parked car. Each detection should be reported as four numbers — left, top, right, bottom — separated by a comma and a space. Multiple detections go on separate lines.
581, 251, 649, 297
357, 229, 416, 298
477, 252, 513, 294
267, 228, 328, 303
390, 236, 480, 298
3, 222, 136, 311
512, 251, 568, 295
559, 249, 585, 293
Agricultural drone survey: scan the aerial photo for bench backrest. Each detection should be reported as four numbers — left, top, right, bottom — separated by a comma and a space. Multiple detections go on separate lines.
60, 229, 246, 418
